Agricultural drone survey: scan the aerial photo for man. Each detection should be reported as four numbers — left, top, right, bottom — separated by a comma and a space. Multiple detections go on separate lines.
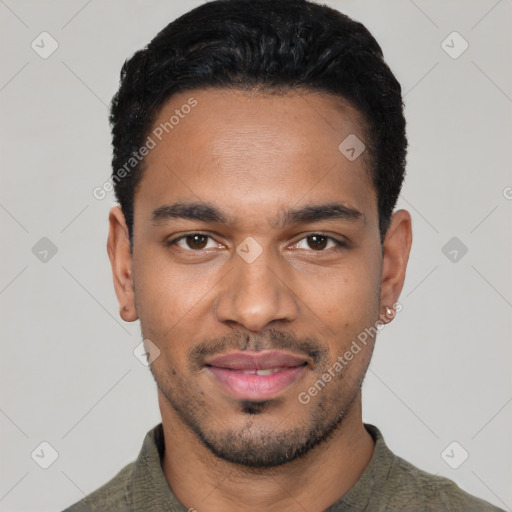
64, 0, 504, 510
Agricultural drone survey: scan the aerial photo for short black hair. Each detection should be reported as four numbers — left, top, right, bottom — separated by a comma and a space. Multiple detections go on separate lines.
110, 0, 406, 241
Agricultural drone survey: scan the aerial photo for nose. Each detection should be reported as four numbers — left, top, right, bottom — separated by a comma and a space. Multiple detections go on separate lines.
214, 245, 300, 332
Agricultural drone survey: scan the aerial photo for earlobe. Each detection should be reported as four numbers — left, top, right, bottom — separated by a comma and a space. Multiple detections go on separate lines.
378, 303, 399, 326
379, 209, 412, 320
107, 206, 139, 322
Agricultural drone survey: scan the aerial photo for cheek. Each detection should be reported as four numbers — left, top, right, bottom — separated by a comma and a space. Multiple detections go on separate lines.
134, 246, 201, 311
132, 247, 226, 358
311, 258, 380, 322
305, 252, 381, 362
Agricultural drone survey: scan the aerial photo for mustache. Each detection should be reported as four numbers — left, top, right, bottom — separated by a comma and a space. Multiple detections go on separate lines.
188, 327, 328, 371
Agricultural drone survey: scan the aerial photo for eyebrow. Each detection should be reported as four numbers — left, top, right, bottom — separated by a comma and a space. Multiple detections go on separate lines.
150, 201, 364, 228
276, 202, 364, 227
151, 202, 230, 225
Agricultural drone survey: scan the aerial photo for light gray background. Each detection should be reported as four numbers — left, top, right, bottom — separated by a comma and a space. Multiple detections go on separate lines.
1, 1, 511, 511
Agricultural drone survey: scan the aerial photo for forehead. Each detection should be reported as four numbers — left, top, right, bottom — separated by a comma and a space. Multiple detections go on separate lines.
134, 88, 376, 228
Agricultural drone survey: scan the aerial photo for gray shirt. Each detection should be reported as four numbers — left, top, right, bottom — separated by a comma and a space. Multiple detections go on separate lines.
63, 423, 504, 511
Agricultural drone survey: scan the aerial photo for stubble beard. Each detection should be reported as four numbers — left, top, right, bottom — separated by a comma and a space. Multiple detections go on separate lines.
152, 360, 366, 469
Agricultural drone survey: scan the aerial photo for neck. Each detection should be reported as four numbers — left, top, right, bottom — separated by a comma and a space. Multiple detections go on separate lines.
159, 390, 375, 512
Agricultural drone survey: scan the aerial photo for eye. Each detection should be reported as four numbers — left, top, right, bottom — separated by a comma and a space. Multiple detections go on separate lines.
293, 234, 346, 251
169, 233, 220, 251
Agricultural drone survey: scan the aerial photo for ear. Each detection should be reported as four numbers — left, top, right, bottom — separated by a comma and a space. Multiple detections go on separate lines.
107, 206, 138, 322
379, 209, 412, 322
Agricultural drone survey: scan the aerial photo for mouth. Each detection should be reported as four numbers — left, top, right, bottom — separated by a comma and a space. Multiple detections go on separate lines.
204, 350, 309, 400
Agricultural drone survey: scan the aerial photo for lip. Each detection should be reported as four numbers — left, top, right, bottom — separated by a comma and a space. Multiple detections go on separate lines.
206, 350, 308, 370
205, 350, 308, 400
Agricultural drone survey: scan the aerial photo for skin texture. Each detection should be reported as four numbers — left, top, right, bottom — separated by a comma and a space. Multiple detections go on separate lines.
107, 88, 412, 511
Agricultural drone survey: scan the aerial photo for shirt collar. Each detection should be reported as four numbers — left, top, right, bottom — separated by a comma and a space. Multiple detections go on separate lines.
129, 423, 189, 511
128, 422, 393, 511
326, 423, 395, 511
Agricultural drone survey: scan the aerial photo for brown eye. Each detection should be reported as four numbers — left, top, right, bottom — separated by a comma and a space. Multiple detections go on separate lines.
294, 234, 346, 252
168, 233, 217, 251
165, 233, 225, 256
184, 234, 209, 250
306, 235, 328, 250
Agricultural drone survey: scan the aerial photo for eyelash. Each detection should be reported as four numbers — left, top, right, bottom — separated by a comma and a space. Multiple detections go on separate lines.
166, 232, 347, 253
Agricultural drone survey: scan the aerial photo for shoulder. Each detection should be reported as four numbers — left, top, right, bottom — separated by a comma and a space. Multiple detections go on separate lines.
360, 424, 505, 512
62, 461, 134, 512
61, 423, 173, 512
383, 451, 504, 511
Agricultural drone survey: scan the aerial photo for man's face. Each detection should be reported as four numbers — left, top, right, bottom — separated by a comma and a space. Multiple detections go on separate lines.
119, 89, 390, 467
